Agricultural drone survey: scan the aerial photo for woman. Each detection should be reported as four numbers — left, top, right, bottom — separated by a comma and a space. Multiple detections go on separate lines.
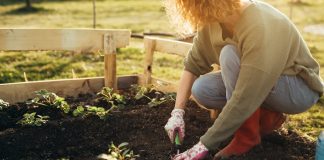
163, 0, 323, 159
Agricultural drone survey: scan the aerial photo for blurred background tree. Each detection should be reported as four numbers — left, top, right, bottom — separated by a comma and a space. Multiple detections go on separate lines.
25, 0, 32, 9
3, 0, 50, 14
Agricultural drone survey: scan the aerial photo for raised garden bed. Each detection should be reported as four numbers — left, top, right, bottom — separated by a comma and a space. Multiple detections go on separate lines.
0, 29, 317, 160
0, 87, 316, 160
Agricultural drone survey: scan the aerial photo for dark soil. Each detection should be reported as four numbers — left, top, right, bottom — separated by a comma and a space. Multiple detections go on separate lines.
0, 90, 316, 160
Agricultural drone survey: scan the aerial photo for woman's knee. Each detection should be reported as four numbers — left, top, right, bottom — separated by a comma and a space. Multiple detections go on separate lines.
191, 75, 208, 103
191, 74, 227, 109
219, 45, 240, 68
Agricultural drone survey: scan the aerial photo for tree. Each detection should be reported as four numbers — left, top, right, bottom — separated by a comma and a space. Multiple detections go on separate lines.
25, 0, 32, 9
292, 0, 303, 4
93, 0, 96, 28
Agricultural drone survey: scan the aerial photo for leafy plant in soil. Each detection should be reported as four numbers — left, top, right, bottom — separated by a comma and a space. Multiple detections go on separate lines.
72, 106, 85, 117
72, 105, 117, 120
16, 112, 49, 126
27, 89, 70, 113
0, 99, 9, 110
130, 84, 176, 107
130, 84, 154, 100
148, 92, 176, 108
85, 105, 114, 120
98, 142, 139, 160
96, 87, 128, 108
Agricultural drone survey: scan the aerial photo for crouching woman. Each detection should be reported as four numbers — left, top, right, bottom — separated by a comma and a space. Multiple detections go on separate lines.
163, 0, 323, 159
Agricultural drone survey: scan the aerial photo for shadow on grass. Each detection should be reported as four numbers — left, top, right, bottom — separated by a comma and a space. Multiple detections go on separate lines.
3, 6, 53, 15
317, 96, 324, 105
288, 1, 313, 6
0, 0, 99, 6
309, 45, 320, 53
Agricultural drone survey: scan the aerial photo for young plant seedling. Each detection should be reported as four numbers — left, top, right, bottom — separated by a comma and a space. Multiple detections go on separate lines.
0, 99, 9, 110
147, 97, 167, 108
97, 87, 127, 108
164, 92, 176, 101
98, 142, 139, 160
130, 84, 154, 100
72, 106, 85, 117
72, 105, 117, 120
86, 106, 109, 120
17, 112, 49, 127
28, 89, 70, 113
130, 85, 176, 108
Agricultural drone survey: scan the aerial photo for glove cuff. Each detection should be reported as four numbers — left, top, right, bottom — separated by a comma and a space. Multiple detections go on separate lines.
171, 108, 185, 117
197, 141, 209, 151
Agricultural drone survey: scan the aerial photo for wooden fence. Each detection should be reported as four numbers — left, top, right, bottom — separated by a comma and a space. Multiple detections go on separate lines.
0, 29, 131, 103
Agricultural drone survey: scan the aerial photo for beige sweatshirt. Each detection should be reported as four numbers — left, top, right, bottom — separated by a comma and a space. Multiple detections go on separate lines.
183, 1, 323, 150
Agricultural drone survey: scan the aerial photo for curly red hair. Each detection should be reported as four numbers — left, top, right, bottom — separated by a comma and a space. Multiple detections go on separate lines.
164, 0, 241, 35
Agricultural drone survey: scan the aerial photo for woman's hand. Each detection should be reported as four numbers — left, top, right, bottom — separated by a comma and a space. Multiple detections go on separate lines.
164, 108, 185, 143
172, 141, 209, 160
165, 70, 197, 144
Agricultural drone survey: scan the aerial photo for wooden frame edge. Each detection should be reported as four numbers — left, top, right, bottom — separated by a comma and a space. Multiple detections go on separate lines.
0, 75, 138, 104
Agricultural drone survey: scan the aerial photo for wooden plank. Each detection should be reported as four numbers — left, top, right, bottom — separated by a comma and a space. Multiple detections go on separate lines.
138, 75, 178, 93
104, 34, 117, 89
0, 29, 130, 52
117, 75, 139, 89
0, 75, 139, 104
151, 77, 178, 93
144, 37, 192, 57
143, 38, 156, 84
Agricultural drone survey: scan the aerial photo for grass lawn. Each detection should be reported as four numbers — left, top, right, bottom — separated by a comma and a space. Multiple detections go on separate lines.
0, 0, 323, 139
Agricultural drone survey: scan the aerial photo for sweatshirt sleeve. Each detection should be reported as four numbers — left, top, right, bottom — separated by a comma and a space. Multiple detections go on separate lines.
184, 26, 219, 76
200, 21, 292, 150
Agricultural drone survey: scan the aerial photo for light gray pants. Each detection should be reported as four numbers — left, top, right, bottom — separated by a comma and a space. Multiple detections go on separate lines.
191, 45, 319, 114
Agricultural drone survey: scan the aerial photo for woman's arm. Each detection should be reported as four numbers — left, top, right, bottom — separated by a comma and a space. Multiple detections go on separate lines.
175, 70, 198, 109
164, 70, 197, 143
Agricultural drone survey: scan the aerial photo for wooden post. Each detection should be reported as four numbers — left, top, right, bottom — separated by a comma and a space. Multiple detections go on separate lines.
209, 109, 220, 121
93, 0, 96, 29
104, 33, 117, 90
143, 38, 156, 84
23, 72, 28, 82
72, 69, 76, 79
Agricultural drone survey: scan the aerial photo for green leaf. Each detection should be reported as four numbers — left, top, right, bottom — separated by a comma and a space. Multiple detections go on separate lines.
97, 107, 105, 112
38, 115, 50, 119
17, 112, 49, 127
26, 97, 38, 104
122, 149, 130, 156
0, 99, 9, 110
106, 142, 138, 160
27, 112, 36, 118
118, 142, 129, 148
111, 151, 118, 158
86, 106, 98, 112
148, 98, 161, 107
73, 106, 85, 117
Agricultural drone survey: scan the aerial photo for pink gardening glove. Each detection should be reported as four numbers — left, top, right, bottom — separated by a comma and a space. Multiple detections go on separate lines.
172, 141, 209, 160
164, 108, 185, 143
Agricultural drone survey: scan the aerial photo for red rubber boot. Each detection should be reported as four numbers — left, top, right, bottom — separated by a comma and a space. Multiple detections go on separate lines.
260, 108, 286, 135
214, 108, 261, 159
